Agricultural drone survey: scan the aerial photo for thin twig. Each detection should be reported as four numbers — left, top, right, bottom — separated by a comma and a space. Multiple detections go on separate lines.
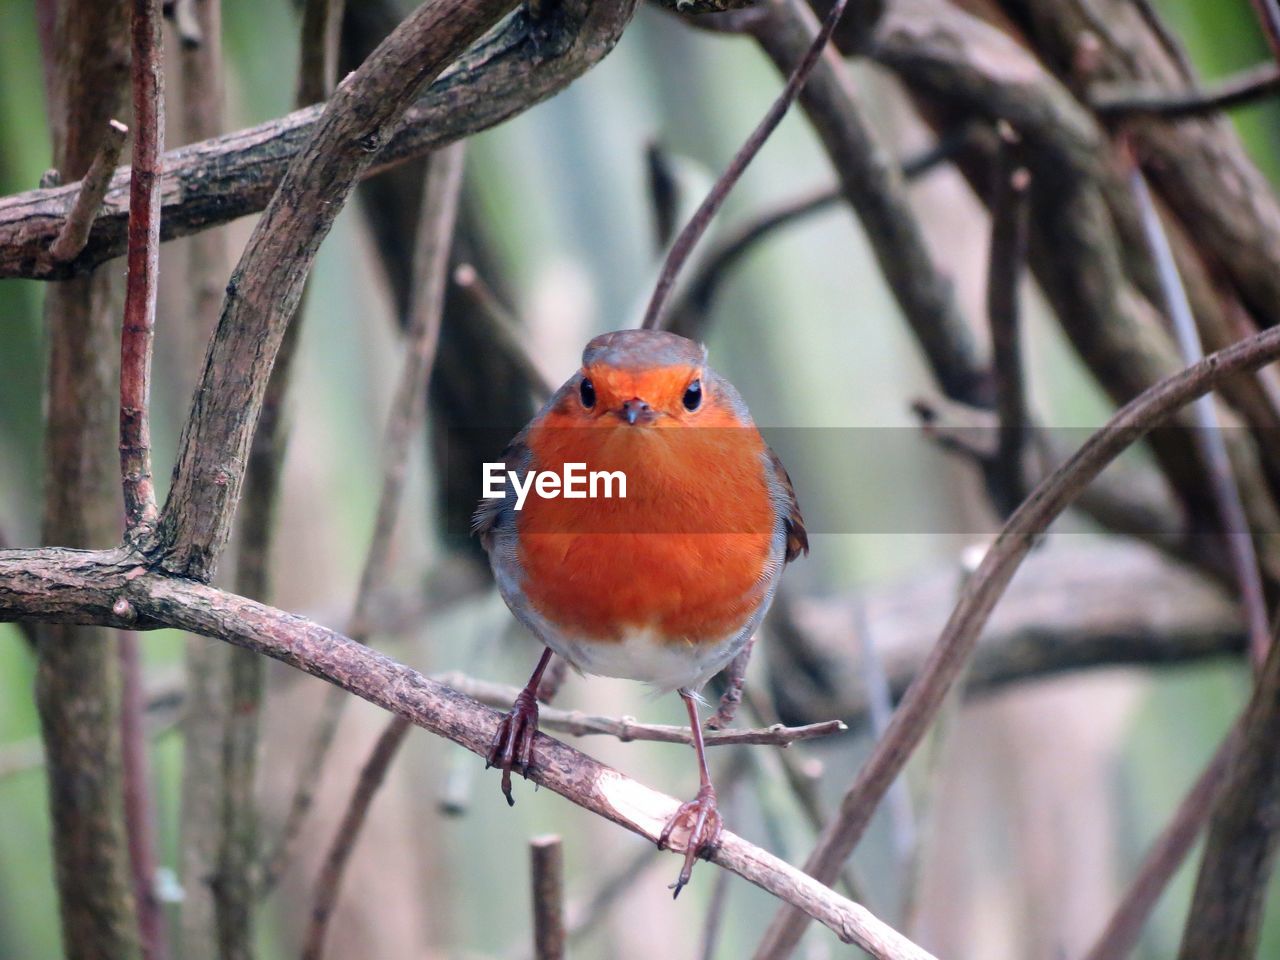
353, 147, 464, 637
222, 0, 349, 933
263, 143, 466, 894
646, 141, 682, 251
452, 263, 556, 400
640, 0, 849, 329
749, 299, 1280, 960
1129, 0, 1196, 83
749, 0, 987, 405
119, 0, 164, 533
119, 632, 168, 960
257, 687, 344, 894
437, 608, 504, 817
297, 0, 345, 106
438, 672, 846, 746
986, 124, 1032, 517
1128, 159, 1270, 667
1082, 720, 1240, 960
175, 2, 229, 956
1250, 0, 1280, 66
1092, 62, 1280, 119
699, 855, 734, 960
899, 552, 981, 937
741, 685, 867, 903
530, 835, 566, 960
563, 844, 661, 951
299, 714, 412, 960
49, 119, 128, 263
667, 128, 975, 338
1, 683, 184, 782
852, 599, 915, 877
698, 752, 748, 960
1178, 616, 1280, 958
33, 0, 136, 953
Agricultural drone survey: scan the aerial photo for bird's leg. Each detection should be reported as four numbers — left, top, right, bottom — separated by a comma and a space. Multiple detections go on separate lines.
535, 653, 569, 703
658, 690, 724, 898
486, 647, 553, 806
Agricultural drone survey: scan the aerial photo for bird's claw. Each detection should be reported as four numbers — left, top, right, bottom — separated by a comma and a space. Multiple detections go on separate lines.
657, 783, 722, 898
486, 687, 540, 806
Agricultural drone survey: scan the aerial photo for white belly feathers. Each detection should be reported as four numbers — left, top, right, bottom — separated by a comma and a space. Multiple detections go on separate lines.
549, 625, 748, 694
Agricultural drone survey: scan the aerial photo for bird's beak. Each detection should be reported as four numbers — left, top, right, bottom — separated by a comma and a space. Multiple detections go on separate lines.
620, 398, 655, 425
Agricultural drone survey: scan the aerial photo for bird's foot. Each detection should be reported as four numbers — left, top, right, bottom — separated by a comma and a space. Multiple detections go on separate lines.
486, 686, 540, 806
657, 783, 723, 898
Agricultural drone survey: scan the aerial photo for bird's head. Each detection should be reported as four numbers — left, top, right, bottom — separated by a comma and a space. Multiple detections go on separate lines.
558, 329, 741, 429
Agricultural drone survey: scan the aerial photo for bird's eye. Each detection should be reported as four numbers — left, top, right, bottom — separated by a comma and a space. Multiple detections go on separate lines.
580, 377, 596, 409
683, 379, 702, 411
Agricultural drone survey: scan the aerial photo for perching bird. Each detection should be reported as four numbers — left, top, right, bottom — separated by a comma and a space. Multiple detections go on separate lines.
474, 328, 807, 896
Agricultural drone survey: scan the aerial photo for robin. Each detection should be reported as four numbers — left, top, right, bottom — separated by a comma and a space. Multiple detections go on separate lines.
474, 328, 807, 895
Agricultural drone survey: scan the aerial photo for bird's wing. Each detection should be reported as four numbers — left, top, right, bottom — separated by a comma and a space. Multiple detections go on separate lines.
766, 445, 809, 564
472, 433, 531, 551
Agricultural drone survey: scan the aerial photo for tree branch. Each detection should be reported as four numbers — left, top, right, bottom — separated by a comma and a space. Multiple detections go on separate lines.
986, 125, 1031, 517
1178, 629, 1280, 956
530, 835, 567, 960
119, 0, 164, 534
640, 0, 850, 330
263, 142, 466, 893
149, 0, 639, 584
1082, 718, 1240, 960
665, 127, 975, 341
751, 308, 1280, 960
300, 714, 412, 960
145, 0, 523, 586
0, 0, 638, 282
220, 3, 351, 932
870, 0, 1280, 578
1001, 0, 1280, 360
0, 547, 933, 960
438, 672, 846, 746
175, 4, 231, 957
1251, 0, 1280, 67
49, 119, 128, 263
1091, 61, 1280, 119
9, 321, 1280, 957
298, 0, 345, 106
452, 263, 555, 400
1128, 159, 1270, 666
119, 632, 167, 960
750, 0, 989, 406
36, 0, 140, 954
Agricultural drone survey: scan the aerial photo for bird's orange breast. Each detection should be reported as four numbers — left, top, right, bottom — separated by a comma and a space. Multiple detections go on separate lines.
516, 414, 777, 646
